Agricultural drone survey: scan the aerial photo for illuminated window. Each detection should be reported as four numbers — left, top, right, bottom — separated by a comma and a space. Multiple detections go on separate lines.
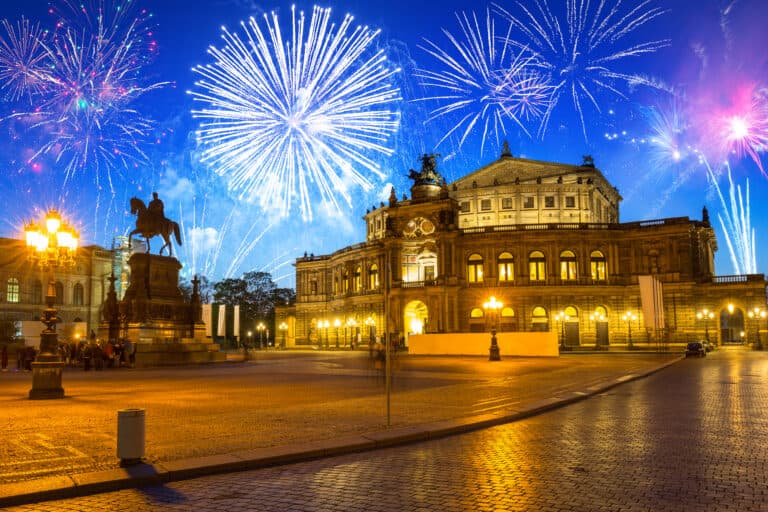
528, 251, 546, 281
73, 283, 84, 306
591, 250, 607, 281
480, 199, 492, 211
368, 264, 379, 290
501, 307, 515, 318
460, 201, 470, 213
6, 278, 19, 303
353, 267, 362, 292
560, 250, 577, 280
498, 252, 514, 282
470, 308, 484, 318
310, 281, 318, 295
531, 306, 549, 331
467, 254, 484, 283
343, 270, 350, 293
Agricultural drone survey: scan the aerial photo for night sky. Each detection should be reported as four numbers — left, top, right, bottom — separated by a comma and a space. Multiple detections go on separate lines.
0, 0, 766, 287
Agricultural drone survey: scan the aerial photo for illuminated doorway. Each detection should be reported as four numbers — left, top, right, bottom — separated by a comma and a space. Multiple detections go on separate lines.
404, 300, 428, 345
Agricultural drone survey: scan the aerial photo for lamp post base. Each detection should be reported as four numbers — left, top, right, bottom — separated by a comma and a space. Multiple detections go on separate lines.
29, 360, 65, 400
489, 332, 501, 361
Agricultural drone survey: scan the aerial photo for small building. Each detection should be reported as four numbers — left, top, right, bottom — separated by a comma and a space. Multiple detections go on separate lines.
277, 147, 767, 351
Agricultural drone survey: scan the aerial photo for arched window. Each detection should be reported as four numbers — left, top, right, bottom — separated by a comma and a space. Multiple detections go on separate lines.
467, 254, 484, 283
560, 250, 577, 281
368, 264, 379, 290
590, 250, 607, 281
498, 252, 514, 282
531, 306, 549, 331
528, 251, 546, 282
6, 278, 19, 303
333, 276, 339, 295
73, 283, 84, 306
353, 267, 362, 292
342, 270, 350, 293
564, 306, 578, 318
501, 307, 515, 318
32, 279, 42, 304
469, 308, 484, 318
55, 281, 64, 305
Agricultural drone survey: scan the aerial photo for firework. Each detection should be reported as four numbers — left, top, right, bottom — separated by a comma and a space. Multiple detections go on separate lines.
494, 0, 670, 140
710, 84, 768, 176
189, 5, 401, 221
416, 9, 551, 155
0, 0, 166, 188
0, 18, 49, 101
700, 158, 756, 275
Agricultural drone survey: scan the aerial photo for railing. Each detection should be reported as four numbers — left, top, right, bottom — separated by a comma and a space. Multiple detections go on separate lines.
460, 217, 697, 236
712, 274, 765, 284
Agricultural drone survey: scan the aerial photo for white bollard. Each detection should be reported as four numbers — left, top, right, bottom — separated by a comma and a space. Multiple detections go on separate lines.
117, 408, 145, 465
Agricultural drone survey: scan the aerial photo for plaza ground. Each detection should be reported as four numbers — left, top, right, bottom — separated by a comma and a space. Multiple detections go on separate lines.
0, 350, 680, 506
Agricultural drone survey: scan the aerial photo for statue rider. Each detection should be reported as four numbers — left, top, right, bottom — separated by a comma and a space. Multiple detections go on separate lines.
148, 192, 164, 224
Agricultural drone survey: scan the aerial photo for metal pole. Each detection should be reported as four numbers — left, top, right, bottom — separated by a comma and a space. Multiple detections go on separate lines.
385, 248, 391, 427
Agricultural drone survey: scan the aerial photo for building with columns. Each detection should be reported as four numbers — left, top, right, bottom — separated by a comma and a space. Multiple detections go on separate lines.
278, 146, 767, 351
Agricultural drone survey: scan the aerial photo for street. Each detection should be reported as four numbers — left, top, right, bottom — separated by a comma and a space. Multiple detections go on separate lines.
5, 347, 766, 511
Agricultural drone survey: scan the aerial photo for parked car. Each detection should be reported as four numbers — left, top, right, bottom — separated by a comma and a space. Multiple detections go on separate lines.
685, 341, 706, 357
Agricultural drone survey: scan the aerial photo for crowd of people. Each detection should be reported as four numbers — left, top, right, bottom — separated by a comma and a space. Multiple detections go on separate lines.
61, 337, 136, 371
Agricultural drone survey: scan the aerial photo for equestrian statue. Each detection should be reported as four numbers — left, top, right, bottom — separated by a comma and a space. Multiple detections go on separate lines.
129, 192, 182, 257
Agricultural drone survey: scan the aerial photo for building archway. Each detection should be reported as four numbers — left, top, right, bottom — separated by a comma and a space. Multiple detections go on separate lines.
720, 305, 745, 344
404, 300, 428, 344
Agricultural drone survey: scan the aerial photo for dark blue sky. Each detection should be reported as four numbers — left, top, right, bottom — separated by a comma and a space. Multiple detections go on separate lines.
0, 0, 766, 284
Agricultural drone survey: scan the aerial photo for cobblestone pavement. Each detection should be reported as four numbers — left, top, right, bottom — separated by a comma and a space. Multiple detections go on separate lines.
0, 351, 675, 489
4, 347, 764, 511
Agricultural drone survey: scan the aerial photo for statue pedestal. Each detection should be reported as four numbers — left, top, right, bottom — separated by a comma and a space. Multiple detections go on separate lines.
100, 254, 225, 367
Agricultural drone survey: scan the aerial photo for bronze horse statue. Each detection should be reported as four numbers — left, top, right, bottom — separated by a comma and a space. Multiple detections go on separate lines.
129, 197, 182, 257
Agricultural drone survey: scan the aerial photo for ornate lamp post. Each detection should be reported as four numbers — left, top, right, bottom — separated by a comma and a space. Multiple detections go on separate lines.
696, 308, 715, 344
555, 311, 569, 349
621, 312, 637, 349
483, 296, 502, 361
256, 322, 265, 349
278, 322, 288, 349
24, 209, 79, 399
334, 318, 341, 349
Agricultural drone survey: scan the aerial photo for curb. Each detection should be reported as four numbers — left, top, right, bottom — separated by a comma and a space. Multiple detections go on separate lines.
0, 356, 682, 508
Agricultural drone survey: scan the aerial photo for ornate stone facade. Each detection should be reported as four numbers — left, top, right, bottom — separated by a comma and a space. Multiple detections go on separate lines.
279, 150, 767, 350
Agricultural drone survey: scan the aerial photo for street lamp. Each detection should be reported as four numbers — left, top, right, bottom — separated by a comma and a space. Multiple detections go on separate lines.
589, 311, 606, 350
24, 209, 79, 399
555, 311, 570, 350
482, 296, 502, 361
621, 311, 637, 349
747, 308, 766, 350
278, 322, 288, 349
246, 330, 252, 350
696, 308, 715, 344
256, 322, 265, 349
346, 318, 358, 348
333, 318, 341, 349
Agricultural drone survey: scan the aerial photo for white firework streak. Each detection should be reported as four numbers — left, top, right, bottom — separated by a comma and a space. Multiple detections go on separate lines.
700, 156, 756, 275
0, 18, 49, 101
190, 6, 401, 221
494, 0, 670, 140
416, 9, 552, 155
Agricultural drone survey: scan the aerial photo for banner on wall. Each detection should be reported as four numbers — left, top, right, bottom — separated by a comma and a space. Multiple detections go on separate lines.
639, 275, 665, 330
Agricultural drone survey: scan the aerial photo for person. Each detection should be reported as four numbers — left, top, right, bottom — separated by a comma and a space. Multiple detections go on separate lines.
1, 344, 7, 371
148, 191, 164, 223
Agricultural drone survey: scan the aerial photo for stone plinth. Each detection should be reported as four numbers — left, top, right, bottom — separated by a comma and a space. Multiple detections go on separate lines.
29, 360, 65, 399
99, 253, 225, 367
